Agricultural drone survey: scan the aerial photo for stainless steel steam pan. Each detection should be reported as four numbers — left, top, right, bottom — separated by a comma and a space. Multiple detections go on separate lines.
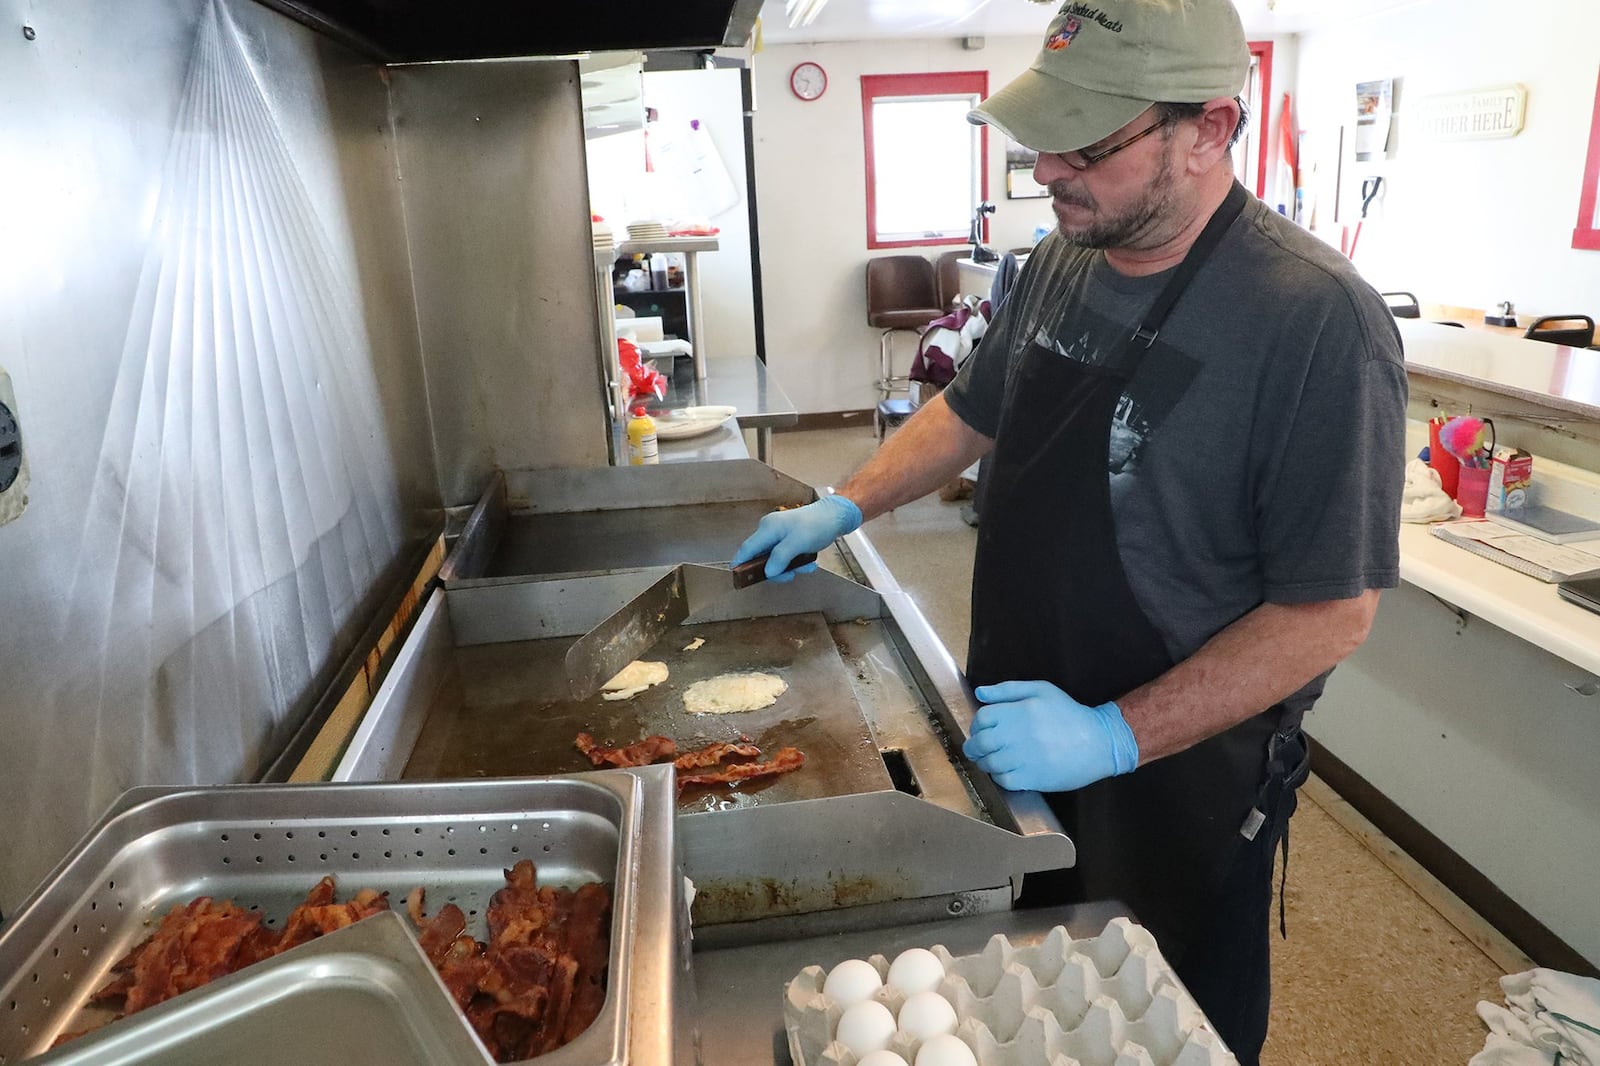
29, 911, 489, 1066
0, 766, 686, 1066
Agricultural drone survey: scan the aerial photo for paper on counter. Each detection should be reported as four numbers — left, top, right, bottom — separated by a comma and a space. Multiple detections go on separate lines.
1438, 519, 1600, 575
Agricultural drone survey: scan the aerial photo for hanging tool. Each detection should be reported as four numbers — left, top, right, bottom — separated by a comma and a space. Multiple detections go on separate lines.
1347, 176, 1384, 261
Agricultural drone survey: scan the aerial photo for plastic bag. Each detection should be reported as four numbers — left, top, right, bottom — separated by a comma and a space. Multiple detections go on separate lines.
618, 337, 667, 402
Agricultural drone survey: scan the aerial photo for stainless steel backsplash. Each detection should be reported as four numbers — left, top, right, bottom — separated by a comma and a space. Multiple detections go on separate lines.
0, 0, 607, 911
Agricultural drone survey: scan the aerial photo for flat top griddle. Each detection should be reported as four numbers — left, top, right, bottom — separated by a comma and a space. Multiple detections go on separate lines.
403, 612, 894, 813
486, 502, 778, 577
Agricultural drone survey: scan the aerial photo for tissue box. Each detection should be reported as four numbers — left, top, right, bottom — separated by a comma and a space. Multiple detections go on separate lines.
1487, 449, 1533, 512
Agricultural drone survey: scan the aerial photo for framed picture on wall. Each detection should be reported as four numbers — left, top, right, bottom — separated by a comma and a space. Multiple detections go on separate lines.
1005, 138, 1048, 199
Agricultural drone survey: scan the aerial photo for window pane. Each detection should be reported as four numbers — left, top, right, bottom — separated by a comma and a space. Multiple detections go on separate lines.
871, 97, 978, 241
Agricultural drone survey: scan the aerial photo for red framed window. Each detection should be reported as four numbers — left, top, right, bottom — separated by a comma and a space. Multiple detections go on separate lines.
861, 72, 988, 250
1573, 67, 1600, 250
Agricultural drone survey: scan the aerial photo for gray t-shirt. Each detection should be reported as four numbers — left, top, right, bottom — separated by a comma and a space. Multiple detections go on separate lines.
945, 195, 1407, 681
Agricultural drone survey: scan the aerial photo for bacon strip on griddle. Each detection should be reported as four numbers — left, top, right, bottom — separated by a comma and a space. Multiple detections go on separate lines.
673, 740, 762, 770
677, 746, 806, 788
574, 732, 676, 768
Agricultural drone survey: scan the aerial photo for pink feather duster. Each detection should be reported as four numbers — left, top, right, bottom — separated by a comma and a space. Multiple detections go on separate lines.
1440, 416, 1488, 468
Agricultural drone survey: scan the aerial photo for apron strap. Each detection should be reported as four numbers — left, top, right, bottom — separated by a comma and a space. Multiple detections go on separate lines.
1125, 181, 1251, 354
1239, 719, 1311, 939
1279, 818, 1292, 938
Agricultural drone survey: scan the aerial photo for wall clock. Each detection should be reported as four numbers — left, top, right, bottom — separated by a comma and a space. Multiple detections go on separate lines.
789, 61, 827, 102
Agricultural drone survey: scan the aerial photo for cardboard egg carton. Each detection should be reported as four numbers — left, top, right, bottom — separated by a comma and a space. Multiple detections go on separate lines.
782, 917, 1237, 1066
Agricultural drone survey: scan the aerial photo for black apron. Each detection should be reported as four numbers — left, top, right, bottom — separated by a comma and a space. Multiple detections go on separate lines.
967, 183, 1308, 1060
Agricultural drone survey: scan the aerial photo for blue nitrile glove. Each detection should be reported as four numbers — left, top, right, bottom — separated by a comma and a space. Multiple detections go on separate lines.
961, 681, 1139, 793
731, 494, 863, 582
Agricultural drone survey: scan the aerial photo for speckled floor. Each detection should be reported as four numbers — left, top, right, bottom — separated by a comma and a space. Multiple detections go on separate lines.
768, 423, 1505, 1064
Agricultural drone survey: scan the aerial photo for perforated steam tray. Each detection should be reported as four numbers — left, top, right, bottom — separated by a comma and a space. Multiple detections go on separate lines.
0, 768, 679, 1066
782, 918, 1238, 1066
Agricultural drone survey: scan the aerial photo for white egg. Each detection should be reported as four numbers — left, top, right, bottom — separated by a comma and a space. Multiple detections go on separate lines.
886, 946, 945, 996
836, 1000, 898, 1056
857, 1052, 911, 1066
914, 1033, 978, 1066
896, 990, 958, 1041
822, 957, 883, 1008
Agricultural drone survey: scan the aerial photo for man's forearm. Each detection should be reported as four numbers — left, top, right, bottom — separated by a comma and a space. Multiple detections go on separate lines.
1116, 590, 1381, 763
836, 394, 993, 519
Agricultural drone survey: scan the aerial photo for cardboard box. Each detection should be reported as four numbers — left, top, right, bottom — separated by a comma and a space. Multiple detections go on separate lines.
1487, 449, 1533, 512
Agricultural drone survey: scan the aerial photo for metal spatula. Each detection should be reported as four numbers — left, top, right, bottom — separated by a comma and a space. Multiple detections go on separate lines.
564, 552, 817, 699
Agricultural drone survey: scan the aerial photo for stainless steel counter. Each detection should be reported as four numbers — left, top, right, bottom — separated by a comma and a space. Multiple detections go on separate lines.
659, 420, 749, 464
690, 901, 1128, 1066
661, 355, 798, 463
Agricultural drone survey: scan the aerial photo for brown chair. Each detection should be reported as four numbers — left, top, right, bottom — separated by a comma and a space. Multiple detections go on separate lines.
1524, 315, 1595, 348
934, 249, 965, 311
866, 255, 942, 396
1380, 291, 1421, 319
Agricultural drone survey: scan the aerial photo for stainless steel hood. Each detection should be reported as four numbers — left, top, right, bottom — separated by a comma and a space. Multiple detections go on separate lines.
251, 0, 764, 63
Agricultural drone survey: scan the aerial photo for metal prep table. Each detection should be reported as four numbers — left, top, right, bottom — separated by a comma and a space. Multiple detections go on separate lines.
658, 355, 798, 464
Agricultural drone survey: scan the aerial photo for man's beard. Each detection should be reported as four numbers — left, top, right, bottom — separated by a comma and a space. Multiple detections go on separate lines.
1049, 151, 1177, 250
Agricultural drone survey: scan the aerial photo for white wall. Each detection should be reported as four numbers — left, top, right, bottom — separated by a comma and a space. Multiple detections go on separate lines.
1294, 0, 1600, 317
752, 37, 1053, 413
586, 67, 757, 361
749, 35, 1300, 414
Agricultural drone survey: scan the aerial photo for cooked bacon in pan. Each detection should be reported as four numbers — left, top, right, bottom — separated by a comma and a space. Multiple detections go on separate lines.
83, 877, 393, 1019
67, 863, 607, 1065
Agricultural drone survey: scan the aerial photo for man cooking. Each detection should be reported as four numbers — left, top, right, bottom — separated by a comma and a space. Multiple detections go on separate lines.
734, 0, 1406, 1060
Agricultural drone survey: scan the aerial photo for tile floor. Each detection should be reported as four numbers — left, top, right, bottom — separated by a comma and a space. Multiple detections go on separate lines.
767, 423, 1508, 1064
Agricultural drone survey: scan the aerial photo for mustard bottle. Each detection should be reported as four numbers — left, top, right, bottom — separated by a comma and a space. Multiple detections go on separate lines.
626, 405, 659, 465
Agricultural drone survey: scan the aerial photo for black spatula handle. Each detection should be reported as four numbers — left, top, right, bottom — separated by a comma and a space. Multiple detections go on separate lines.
731, 551, 819, 589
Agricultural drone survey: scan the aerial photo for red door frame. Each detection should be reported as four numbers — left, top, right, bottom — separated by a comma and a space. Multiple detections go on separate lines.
1248, 40, 1273, 200
1573, 67, 1600, 250
861, 71, 989, 250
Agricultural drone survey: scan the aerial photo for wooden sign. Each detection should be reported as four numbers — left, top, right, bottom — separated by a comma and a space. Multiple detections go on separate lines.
1414, 85, 1526, 141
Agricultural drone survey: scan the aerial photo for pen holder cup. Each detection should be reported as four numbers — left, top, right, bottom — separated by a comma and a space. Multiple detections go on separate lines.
1429, 421, 1461, 499
1457, 465, 1491, 518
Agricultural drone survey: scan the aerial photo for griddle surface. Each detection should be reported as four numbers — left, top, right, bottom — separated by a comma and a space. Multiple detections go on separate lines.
402, 612, 894, 812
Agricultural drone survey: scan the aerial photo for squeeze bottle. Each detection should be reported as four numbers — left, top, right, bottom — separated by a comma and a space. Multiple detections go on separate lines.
626, 405, 659, 465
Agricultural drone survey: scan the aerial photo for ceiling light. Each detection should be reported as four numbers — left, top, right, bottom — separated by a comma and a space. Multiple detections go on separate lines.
785, 0, 830, 28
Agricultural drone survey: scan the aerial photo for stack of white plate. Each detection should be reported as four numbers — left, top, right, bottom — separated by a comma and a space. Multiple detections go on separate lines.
592, 221, 614, 254
626, 220, 669, 242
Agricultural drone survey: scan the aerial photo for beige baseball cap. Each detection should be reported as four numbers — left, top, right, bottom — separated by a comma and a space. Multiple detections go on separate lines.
968, 0, 1249, 153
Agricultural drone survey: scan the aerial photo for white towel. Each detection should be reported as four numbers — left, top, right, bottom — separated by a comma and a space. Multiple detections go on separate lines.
1471, 969, 1600, 1066
1401, 457, 1462, 523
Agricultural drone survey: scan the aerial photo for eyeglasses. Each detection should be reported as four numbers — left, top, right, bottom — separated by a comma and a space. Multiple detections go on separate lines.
1057, 117, 1169, 171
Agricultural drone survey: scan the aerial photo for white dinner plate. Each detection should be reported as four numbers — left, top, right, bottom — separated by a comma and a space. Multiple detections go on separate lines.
654, 406, 737, 440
